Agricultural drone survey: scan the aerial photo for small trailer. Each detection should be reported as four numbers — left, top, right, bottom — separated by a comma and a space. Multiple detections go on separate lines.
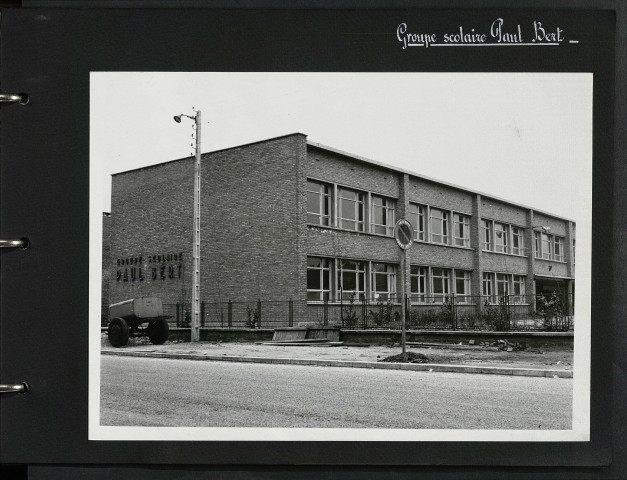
107, 297, 171, 348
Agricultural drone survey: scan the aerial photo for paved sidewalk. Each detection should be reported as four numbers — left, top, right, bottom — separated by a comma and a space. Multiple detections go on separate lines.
101, 336, 574, 378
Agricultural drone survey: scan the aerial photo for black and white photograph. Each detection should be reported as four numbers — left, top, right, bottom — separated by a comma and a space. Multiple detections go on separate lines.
89, 71, 591, 442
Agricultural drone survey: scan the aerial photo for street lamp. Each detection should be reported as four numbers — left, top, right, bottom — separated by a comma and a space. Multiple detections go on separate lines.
174, 110, 202, 342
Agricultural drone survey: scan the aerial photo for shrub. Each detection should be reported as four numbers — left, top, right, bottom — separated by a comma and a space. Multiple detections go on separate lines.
369, 298, 399, 327
341, 294, 359, 328
245, 304, 260, 328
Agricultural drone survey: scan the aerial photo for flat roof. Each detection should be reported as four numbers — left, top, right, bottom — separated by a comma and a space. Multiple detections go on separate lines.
307, 140, 575, 223
111, 133, 306, 177
111, 133, 573, 223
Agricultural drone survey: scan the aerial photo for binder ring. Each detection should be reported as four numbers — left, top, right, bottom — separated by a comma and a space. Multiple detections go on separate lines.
0, 238, 30, 249
0, 383, 29, 394
0, 93, 30, 105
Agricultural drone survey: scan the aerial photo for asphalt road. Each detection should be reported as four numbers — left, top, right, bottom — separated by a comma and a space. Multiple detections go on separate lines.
100, 356, 572, 429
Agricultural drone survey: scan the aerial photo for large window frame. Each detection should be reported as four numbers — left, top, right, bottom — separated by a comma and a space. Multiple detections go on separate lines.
338, 188, 365, 232
535, 231, 567, 262
512, 275, 526, 304
482, 219, 492, 251
429, 208, 449, 245
453, 213, 470, 247
431, 267, 451, 302
494, 222, 509, 253
371, 195, 395, 236
306, 257, 333, 301
410, 265, 428, 303
371, 263, 397, 301
408, 203, 426, 241
554, 237, 565, 262
339, 259, 366, 301
482, 272, 495, 302
454, 270, 472, 303
511, 226, 524, 256
306, 179, 332, 226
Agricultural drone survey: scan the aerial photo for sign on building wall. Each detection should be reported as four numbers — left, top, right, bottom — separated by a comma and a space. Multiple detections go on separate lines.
115, 252, 184, 283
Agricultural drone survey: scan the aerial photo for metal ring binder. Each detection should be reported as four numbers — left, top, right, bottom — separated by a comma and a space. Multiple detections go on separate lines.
0, 93, 30, 105
0, 238, 30, 249
0, 383, 29, 394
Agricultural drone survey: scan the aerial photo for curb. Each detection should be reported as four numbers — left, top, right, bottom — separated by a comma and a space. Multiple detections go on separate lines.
101, 349, 573, 378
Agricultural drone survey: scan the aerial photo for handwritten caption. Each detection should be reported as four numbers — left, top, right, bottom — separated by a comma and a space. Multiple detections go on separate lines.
397, 18, 569, 49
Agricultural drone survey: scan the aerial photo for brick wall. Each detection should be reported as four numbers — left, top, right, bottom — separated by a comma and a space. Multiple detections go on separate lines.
533, 212, 568, 236
101, 213, 112, 325
200, 134, 306, 303
481, 251, 529, 274
109, 157, 194, 306
306, 147, 399, 198
481, 197, 527, 225
408, 243, 474, 269
408, 177, 473, 214
307, 226, 399, 263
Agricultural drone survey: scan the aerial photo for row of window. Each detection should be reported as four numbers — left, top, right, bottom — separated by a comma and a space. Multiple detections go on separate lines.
308, 179, 572, 263
481, 272, 527, 302
534, 231, 565, 262
307, 256, 504, 304
481, 219, 525, 256
307, 180, 396, 235
407, 204, 471, 247
308, 179, 472, 246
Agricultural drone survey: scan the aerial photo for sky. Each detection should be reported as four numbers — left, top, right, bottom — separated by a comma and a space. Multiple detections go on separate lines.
90, 72, 592, 222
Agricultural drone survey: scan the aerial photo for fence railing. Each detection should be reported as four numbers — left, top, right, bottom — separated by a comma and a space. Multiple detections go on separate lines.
160, 293, 573, 332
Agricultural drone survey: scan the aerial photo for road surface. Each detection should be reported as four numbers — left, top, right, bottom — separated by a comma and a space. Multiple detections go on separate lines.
100, 356, 572, 429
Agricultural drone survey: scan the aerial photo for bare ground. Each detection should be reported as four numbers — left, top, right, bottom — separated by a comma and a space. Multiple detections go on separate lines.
101, 334, 573, 371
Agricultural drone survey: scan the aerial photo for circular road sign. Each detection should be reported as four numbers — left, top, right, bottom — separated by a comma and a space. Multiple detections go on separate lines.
394, 219, 414, 250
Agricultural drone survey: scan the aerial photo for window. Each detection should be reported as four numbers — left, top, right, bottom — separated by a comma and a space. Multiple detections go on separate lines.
430, 208, 449, 244
371, 195, 395, 236
554, 237, 564, 262
338, 188, 365, 232
512, 275, 526, 304
496, 273, 510, 298
482, 219, 492, 251
408, 203, 426, 241
307, 257, 332, 301
482, 272, 495, 302
371, 263, 396, 301
410, 265, 427, 303
339, 259, 366, 301
541, 233, 552, 260
511, 227, 524, 256
454, 270, 472, 303
431, 268, 450, 301
536, 231, 566, 261
306, 180, 331, 226
494, 223, 509, 253
453, 214, 470, 247
534, 231, 541, 258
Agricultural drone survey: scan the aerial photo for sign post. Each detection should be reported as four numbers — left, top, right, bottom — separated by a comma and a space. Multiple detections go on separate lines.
394, 219, 413, 361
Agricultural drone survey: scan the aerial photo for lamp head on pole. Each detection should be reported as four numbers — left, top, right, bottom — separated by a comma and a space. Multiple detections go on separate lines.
173, 115, 182, 123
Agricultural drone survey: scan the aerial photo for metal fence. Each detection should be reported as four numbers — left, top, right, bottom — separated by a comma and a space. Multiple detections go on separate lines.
162, 293, 573, 331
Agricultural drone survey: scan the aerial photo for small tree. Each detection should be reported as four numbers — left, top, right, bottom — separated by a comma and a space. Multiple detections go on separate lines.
245, 304, 260, 328
369, 298, 399, 327
341, 294, 359, 328
537, 292, 571, 331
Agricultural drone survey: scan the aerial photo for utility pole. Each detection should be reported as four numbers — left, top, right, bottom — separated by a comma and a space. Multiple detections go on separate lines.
174, 110, 202, 342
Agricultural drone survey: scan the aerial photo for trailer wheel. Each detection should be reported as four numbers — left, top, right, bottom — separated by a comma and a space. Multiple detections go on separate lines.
147, 318, 169, 345
108, 317, 129, 347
